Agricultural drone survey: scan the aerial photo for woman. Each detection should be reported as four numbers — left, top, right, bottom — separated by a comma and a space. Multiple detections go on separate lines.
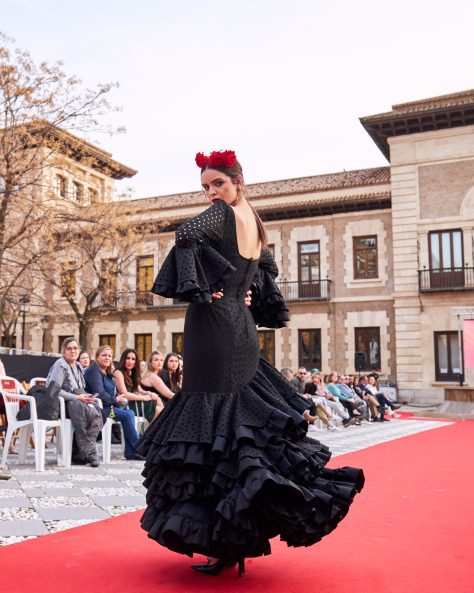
140, 351, 174, 415
113, 349, 158, 420
161, 352, 182, 393
78, 351, 91, 369
362, 375, 401, 420
45, 337, 102, 466
353, 376, 380, 421
84, 345, 143, 461
137, 150, 364, 576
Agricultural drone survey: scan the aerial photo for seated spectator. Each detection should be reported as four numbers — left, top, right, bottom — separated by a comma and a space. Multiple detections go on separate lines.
303, 376, 337, 431
84, 345, 143, 461
290, 366, 307, 394
113, 349, 159, 418
78, 351, 91, 369
326, 372, 362, 423
280, 367, 293, 381
160, 352, 183, 393
46, 337, 102, 466
140, 351, 174, 417
306, 372, 354, 428
338, 375, 368, 420
360, 375, 401, 421
352, 376, 380, 421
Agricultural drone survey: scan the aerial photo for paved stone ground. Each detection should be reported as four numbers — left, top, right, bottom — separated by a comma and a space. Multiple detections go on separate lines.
0, 413, 451, 547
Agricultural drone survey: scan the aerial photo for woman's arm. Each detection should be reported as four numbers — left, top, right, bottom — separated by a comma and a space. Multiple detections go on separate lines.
114, 369, 151, 402
84, 366, 114, 406
148, 374, 174, 399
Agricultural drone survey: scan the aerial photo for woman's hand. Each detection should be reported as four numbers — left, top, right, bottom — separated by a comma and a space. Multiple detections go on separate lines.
303, 411, 317, 423
211, 290, 224, 300
244, 290, 252, 307
142, 393, 152, 401
116, 394, 127, 404
76, 394, 96, 404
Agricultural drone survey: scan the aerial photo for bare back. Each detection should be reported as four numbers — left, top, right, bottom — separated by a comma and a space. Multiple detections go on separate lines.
232, 201, 261, 260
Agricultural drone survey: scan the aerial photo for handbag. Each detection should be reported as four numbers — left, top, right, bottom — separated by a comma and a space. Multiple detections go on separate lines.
16, 383, 61, 421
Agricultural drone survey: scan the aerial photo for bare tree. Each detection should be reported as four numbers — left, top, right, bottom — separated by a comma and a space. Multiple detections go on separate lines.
0, 32, 123, 346
39, 203, 152, 349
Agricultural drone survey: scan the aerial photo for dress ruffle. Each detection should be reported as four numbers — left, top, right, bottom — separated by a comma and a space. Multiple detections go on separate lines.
152, 244, 236, 304
137, 360, 364, 559
250, 251, 289, 328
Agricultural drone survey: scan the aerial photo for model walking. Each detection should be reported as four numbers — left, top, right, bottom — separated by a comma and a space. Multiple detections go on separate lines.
137, 150, 364, 576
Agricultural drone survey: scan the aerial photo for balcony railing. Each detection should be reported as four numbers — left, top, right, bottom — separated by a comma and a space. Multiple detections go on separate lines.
93, 280, 331, 311
418, 266, 474, 292
277, 279, 332, 301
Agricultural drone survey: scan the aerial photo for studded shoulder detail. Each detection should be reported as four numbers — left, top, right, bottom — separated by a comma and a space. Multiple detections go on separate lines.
175, 200, 228, 248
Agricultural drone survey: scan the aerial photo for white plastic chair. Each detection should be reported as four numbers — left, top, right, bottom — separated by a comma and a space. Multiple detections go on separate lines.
30, 377, 47, 387
0, 390, 65, 471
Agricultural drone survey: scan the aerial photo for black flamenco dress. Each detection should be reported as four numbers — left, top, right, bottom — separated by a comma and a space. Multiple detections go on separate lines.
136, 199, 364, 560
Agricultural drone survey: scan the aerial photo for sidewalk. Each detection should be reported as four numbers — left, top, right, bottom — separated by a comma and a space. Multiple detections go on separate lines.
0, 414, 450, 546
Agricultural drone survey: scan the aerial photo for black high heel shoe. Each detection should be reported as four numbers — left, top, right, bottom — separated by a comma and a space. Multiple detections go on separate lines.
191, 558, 245, 577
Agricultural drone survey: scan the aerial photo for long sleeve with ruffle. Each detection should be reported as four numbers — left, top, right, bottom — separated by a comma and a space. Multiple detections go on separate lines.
249, 248, 289, 328
151, 200, 236, 304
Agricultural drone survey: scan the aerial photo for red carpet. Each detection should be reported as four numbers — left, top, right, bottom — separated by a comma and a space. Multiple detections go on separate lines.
1, 421, 473, 593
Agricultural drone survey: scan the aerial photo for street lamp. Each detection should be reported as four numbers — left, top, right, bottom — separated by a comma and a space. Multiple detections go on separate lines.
19, 294, 31, 350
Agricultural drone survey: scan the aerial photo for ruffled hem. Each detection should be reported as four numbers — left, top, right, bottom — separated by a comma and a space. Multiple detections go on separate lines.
137, 360, 364, 558
250, 253, 289, 328
152, 244, 236, 304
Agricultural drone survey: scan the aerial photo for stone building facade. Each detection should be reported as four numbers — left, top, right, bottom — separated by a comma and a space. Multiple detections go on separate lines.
18, 89, 474, 403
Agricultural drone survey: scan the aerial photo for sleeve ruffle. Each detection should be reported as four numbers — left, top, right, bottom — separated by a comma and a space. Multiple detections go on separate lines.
151, 244, 236, 304
249, 251, 289, 328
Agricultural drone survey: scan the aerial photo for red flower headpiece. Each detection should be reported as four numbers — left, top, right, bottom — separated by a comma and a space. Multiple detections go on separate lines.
195, 150, 237, 169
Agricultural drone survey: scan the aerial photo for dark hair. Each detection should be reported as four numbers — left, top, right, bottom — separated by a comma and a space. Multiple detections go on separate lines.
163, 352, 182, 391
116, 348, 141, 390
201, 159, 268, 247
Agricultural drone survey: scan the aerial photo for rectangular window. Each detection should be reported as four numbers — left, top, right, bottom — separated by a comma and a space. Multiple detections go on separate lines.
71, 181, 83, 202
99, 334, 117, 355
298, 329, 321, 370
60, 263, 76, 298
258, 330, 275, 365
355, 327, 381, 371
1, 335, 16, 348
298, 241, 320, 298
429, 230, 464, 289
57, 335, 71, 353
135, 334, 152, 362
55, 175, 67, 198
353, 235, 378, 279
267, 243, 275, 257
434, 331, 463, 381
88, 187, 99, 202
136, 255, 154, 305
172, 332, 184, 356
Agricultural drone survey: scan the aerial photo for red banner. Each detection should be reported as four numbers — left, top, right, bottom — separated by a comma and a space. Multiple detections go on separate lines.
463, 320, 474, 368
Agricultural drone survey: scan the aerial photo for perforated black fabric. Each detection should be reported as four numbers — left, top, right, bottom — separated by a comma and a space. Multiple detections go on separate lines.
138, 199, 365, 559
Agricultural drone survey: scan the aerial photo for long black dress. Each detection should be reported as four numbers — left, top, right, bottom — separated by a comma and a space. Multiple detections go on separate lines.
137, 199, 364, 560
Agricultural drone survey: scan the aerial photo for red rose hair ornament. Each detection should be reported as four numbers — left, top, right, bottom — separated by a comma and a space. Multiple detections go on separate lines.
195, 150, 237, 169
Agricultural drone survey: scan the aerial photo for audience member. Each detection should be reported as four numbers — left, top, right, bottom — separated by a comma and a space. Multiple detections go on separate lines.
352, 375, 380, 421
84, 345, 143, 460
290, 366, 307, 394
46, 337, 102, 466
305, 372, 355, 428
360, 375, 401, 421
140, 351, 174, 417
113, 349, 159, 419
78, 351, 91, 369
161, 352, 183, 393
326, 372, 362, 423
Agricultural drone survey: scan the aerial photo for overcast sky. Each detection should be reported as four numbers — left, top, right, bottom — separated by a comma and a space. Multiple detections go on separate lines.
2, 0, 474, 199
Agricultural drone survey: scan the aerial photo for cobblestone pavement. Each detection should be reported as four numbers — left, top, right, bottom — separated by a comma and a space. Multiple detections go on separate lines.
0, 416, 451, 547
